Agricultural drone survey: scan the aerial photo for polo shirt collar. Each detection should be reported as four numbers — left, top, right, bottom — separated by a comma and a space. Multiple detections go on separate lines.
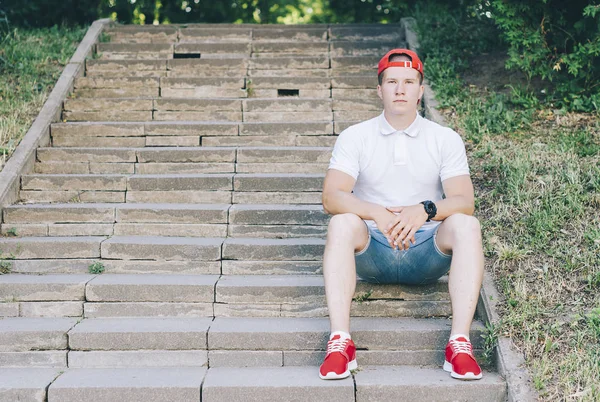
378, 112, 422, 138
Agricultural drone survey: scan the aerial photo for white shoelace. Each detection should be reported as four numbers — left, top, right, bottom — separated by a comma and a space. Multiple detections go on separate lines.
450, 339, 473, 355
327, 337, 349, 354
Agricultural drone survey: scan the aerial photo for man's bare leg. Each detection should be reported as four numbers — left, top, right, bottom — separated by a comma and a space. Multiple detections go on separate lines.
434, 213, 485, 337
323, 213, 370, 334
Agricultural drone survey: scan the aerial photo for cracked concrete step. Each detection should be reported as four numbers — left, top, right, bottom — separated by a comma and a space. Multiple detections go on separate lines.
234, 173, 324, 192
68, 317, 212, 350
166, 59, 248, 78
21, 174, 129, 191
0, 351, 67, 367
213, 275, 451, 318
3, 203, 229, 224
8, 258, 221, 276
203, 366, 505, 402
203, 366, 352, 402
96, 43, 174, 60
48, 367, 207, 402
179, 26, 252, 42
100, 236, 223, 261
0, 318, 78, 351
354, 366, 505, 402
174, 42, 251, 57
105, 26, 178, 43
0, 368, 63, 402
67, 350, 207, 368
208, 317, 486, 351
229, 204, 328, 225
330, 40, 403, 57
50, 120, 332, 138
0, 274, 94, 301
160, 77, 247, 98
242, 98, 332, 113
0, 237, 103, 259
228, 204, 329, 237
85, 274, 218, 302
36, 146, 331, 165
248, 56, 328, 70
21, 173, 239, 192
223, 237, 324, 261
252, 41, 329, 56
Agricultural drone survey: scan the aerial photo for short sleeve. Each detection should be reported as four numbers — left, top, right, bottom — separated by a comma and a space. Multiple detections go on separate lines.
328, 128, 361, 180
440, 129, 470, 182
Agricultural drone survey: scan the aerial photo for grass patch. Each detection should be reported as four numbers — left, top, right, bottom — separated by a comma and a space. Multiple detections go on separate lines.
88, 261, 105, 274
0, 25, 86, 172
414, 3, 600, 400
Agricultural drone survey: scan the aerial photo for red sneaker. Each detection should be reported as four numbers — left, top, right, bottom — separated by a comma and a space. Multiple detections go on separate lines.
319, 334, 357, 380
444, 336, 482, 380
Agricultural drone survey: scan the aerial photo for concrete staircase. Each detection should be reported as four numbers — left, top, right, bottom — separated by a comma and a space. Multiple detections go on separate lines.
0, 23, 506, 401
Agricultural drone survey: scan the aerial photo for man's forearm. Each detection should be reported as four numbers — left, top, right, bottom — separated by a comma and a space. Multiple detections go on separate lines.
322, 190, 386, 220
431, 195, 475, 221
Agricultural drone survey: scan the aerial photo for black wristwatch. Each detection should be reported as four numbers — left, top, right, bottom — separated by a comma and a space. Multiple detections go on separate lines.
420, 200, 437, 222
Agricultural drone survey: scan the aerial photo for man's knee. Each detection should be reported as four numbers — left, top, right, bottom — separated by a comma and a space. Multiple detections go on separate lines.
326, 213, 368, 250
444, 213, 482, 240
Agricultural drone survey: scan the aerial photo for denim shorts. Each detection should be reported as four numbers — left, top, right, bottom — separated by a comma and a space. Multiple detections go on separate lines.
355, 222, 452, 285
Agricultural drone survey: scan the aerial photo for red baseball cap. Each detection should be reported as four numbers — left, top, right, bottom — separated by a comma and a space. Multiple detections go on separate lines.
377, 49, 424, 77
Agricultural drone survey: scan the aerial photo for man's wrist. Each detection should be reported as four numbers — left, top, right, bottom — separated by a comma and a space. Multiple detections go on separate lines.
420, 200, 437, 222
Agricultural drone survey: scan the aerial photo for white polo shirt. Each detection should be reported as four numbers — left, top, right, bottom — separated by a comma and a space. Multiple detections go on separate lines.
328, 112, 470, 231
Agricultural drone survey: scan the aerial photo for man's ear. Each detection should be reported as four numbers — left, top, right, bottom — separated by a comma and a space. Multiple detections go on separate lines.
377, 85, 383, 100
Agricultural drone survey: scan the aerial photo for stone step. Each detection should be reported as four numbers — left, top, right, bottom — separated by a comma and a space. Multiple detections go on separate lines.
330, 40, 404, 57
0, 273, 437, 317
9, 316, 483, 352
252, 41, 329, 56
204, 366, 505, 402
9, 259, 221, 276
0, 318, 78, 351
48, 367, 207, 401
66, 350, 207, 368
0, 365, 505, 402
21, 173, 325, 193
248, 56, 328, 70
223, 237, 324, 261
96, 43, 174, 60
100, 236, 223, 261
0, 368, 64, 402
85, 274, 218, 303
179, 27, 252, 42
0, 274, 94, 301
209, 316, 485, 351
50, 121, 333, 140
68, 317, 212, 350
3, 203, 332, 237
0, 237, 103, 259
174, 42, 251, 56
105, 26, 178, 43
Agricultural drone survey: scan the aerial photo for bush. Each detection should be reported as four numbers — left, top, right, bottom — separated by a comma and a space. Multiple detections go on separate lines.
487, 0, 600, 112
0, 0, 100, 27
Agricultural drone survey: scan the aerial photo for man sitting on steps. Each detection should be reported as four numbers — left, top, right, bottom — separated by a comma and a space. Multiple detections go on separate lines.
319, 48, 484, 381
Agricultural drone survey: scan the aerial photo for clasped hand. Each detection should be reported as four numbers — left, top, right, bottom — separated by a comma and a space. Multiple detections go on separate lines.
376, 204, 429, 250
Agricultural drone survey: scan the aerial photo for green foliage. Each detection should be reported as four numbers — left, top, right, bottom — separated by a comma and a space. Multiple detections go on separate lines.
487, 0, 600, 112
0, 0, 100, 27
88, 261, 105, 274
0, 260, 11, 274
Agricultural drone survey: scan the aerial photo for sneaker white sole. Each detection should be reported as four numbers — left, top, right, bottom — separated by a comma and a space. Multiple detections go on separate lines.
319, 359, 358, 380
443, 360, 483, 380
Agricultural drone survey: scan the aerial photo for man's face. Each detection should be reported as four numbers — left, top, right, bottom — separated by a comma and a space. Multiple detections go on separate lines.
377, 66, 424, 116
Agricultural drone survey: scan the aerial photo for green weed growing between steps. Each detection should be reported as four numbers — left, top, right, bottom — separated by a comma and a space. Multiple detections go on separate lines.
414, 3, 600, 400
0, 25, 86, 172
